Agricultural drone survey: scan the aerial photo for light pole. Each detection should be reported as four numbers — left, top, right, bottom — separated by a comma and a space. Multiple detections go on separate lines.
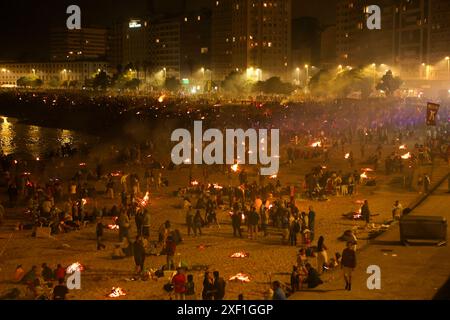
305, 65, 309, 86
372, 63, 376, 86
446, 57, 449, 80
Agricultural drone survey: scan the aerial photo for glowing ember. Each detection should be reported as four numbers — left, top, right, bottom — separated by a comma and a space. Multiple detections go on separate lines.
231, 164, 239, 172
213, 183, 223, 190
108, 287, 126, 298
230, 252, 250, 258
399, 145, 407, 150
401, 152, 412, 160
360, 172, 368, 179
229, 273, 251, 283
158, 95, 166, 103
310, 141, 322, 148
66, 262, 85, 273
269, 175, 277, 179
107, 224, 119, 230
13, 160, 18, 164
345, 153, 350, 159
36, 157, 40, 161
191, 180, 199, 186
110, 171, 122, 177
79, 163, 87, 167
81, 199, 87, 206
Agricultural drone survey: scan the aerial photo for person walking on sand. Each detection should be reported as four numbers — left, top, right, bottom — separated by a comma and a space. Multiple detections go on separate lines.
316, 236, 329, 274
392, 200, 403, 221
361, 200, 371, 226
133, 236, 146, 274
342, 241, 356, 291
171, 268, 187, 300
308, 206, 316, 241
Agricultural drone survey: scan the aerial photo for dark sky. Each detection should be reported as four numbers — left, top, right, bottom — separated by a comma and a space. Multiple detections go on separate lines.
0, 0, 336, 60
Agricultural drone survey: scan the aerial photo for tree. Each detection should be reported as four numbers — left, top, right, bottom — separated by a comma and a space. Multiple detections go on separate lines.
376, 70, 402, 96
252, 77, 295, 95
221, 71, 249, 94
17, 77, 29, 87
164, 77, 180, 92
93, 71, 110, 90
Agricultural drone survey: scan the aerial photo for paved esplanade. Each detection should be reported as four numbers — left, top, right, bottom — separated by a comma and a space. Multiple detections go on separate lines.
290, 167, 450, 300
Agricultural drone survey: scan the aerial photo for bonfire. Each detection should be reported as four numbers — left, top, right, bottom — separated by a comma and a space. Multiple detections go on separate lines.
229, 273, 251, 283
401, 152, 412, 160
310, 141, 322, 148
399, 145, 407, 150
66, 262, 85, 273
108, 287, 126, 298
231, 164, 239, 172
230, 252, 250, 258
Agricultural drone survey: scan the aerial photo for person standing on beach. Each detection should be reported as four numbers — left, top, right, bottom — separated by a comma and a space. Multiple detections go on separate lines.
133, 236, 146, 274
308, 206, 316, 241
342, 241, 356, 291
117, 210, 130, 242
361, 200, 371, 226
212, 271, 226, 300
96, 219, 106, 250
142, 209, 151, 240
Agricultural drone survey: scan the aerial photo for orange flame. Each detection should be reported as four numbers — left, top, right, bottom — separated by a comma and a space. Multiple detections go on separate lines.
229, 273, 251, 283
401, 152, 411, 159
108, 287, 126, 298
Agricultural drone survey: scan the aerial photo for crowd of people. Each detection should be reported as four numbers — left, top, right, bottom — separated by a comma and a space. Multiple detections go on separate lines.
0, 90, 449, 300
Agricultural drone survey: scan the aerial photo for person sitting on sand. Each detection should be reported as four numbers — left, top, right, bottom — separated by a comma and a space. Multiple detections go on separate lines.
304, 263, 323, 289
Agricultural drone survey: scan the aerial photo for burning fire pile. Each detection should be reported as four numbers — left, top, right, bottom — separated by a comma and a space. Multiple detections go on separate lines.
345, 153, 350, 159
310, 141, 322, 148
108, 287, 127, 298
230, 251, 250, 258
401, 152, 412, 160
136, 192, 150, 207
231, 164, 239, 172
191, 180, 199, 186
110, 171, 122, 177
269, 175, 277, 179
360, 168, 374, 181
107, 217, 119, 230
229, 273, 251, 283
66, 262, 85, 273
399, 145, 407, 150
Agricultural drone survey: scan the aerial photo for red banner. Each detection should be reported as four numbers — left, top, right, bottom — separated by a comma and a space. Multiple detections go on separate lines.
426, 102, 440, 126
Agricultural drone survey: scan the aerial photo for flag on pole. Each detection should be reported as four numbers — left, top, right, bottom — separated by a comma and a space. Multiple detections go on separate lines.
426, 102, 440, 126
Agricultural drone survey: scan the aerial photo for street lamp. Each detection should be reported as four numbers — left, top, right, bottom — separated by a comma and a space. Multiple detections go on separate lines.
445, 57, 450, 80
305, 64, 309, 85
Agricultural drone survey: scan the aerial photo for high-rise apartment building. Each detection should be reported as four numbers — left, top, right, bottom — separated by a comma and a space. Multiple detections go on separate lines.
212, 0, 292, 81
50, 28, 108, 61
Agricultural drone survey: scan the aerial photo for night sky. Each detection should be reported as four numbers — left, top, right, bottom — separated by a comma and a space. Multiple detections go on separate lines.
0, 0, 336, 60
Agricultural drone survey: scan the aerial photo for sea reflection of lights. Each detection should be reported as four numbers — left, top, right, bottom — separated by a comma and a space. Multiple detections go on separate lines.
27, 125, 41, 156
0, 116, 15, 155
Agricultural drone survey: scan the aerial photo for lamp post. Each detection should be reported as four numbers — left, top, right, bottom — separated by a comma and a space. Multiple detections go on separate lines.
446, 57, 450, 80
305, 65, 309, 86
